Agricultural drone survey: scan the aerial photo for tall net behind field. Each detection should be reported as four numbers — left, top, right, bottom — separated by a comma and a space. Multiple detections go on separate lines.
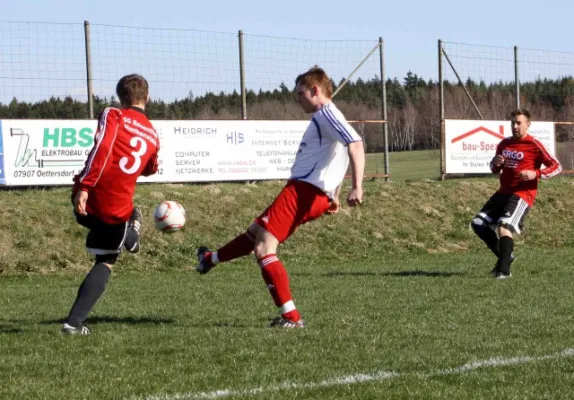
241, 35, 387, 176
441, 41, 574, 172
520, 48, 574, 171
347, 120, 388, 178
89, 24, 240, 114
242, 35, 381, 93
441, 41, 515, 120
0, 21, 87, 105
0, 21, 388, 176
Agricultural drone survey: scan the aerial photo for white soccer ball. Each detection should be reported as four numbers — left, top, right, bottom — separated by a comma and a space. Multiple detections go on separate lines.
154, 201, 186, 233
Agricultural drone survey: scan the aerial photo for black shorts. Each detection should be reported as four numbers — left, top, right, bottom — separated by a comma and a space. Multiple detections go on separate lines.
473, 193, 530, 234
75, 212, 128, 264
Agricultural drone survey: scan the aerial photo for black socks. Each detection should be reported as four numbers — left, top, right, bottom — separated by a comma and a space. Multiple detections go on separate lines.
498, 236, 514, 275
66, 263, 111, 327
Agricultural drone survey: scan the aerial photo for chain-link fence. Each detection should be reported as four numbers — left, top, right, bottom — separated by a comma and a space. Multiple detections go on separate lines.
0, 20, 390, 177
439, 40, 574, 173
0, 21, 383, 114
0, 22, 87, 103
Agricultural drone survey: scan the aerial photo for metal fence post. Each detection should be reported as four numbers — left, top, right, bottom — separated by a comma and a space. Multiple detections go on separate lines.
438, 39, 445, 180
514, 45, 520, 109
84, 20, 94, 119
238, 30, 247, 120
379, 37, 390, 181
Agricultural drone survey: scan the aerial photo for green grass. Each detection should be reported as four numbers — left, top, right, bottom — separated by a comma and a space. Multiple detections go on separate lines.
2, 249, 574, 399
1, 173, 573, 399
366, 149, 441, 180
2, 177, 573, 274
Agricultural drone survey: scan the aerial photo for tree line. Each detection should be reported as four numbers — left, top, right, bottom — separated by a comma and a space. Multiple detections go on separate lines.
1, 73, 574, 153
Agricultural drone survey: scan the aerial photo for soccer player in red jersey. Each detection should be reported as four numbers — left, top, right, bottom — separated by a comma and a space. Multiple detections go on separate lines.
196, 66, 365, 328
471, 109, 562, 279
62, 74, 160, 335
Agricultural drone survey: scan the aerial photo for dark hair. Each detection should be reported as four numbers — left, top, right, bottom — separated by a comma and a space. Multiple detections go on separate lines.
510, 109, 531, 121
295, 66, 333, 98
116, 74, 149, 107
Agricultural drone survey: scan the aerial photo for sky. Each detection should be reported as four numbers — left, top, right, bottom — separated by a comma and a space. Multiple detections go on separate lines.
2, 0, 573, 102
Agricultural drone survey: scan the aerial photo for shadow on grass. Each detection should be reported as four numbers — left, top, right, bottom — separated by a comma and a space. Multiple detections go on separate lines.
0, 324, 24, 334
39, 316, 176, 326
315, 270, 465, 278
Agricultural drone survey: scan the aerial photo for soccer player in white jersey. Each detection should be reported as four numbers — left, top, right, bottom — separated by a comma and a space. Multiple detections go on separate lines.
195, 66, 365, 328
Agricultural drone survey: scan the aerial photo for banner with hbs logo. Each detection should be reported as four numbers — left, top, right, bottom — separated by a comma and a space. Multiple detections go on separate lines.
0, 119, 307, 186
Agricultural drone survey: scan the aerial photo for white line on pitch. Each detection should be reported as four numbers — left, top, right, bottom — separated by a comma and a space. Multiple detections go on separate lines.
135, 347, 574, 400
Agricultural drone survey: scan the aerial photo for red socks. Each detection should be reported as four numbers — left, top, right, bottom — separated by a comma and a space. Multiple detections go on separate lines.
206, 235, 302, 323
258, 254, 301, 322
217, 233, 255, 263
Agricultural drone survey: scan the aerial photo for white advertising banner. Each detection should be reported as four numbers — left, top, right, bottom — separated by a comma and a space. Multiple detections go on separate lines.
0, 119, 309, 186
444, 120, 555, 174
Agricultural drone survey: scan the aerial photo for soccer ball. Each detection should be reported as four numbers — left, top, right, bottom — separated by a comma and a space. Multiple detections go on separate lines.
154, 201, 186, 233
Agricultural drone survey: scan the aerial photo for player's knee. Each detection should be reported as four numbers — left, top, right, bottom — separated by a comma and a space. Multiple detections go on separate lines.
253, 236, 279, 259
95, 253, 119, 266
470, 217, 487, 235
253, 241, 270, 259
497, 223, 515, 238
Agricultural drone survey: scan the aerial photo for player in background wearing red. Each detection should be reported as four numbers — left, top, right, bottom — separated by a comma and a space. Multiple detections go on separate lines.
471, 109, 562, 279
196, 66, 365, 328
62, 74, 160, 335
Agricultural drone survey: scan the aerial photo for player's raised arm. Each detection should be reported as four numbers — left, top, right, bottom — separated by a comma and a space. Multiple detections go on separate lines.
76, 107, 121, 190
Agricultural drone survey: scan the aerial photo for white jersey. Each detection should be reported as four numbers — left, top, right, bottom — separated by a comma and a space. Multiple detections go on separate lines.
290, 102, 362, 199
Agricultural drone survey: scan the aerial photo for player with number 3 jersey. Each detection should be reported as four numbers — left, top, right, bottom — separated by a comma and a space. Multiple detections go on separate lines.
62, 74, 159, 335
73, 103, 159, 223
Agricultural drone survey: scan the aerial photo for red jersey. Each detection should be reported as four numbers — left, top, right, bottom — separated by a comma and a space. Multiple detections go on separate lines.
73, 106, 159, 223
490, 134, 561, 206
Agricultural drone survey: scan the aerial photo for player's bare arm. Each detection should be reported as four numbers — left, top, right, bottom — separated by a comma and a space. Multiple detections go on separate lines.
347, 140, 365, 207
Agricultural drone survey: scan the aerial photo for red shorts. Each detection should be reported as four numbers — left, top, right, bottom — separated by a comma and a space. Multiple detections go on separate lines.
254, 180, 330, 243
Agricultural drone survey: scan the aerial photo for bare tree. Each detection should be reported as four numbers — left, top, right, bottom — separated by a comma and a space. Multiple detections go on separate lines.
388, 100, 416, 151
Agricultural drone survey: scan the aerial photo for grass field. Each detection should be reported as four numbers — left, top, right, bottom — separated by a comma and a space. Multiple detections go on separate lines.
1, 168, 574, 399
366, 149, 441, 181
2, 249, 574, 399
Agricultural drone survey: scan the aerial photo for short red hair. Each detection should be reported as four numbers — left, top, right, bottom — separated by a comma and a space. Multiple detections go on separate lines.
295, 66, 333, 99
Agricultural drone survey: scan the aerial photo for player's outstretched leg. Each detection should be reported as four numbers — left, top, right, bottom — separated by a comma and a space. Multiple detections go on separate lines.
196, 246, 215, 274
195, 232, 255, 274
62, 262, 111, 335
125, 207, 142, 254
